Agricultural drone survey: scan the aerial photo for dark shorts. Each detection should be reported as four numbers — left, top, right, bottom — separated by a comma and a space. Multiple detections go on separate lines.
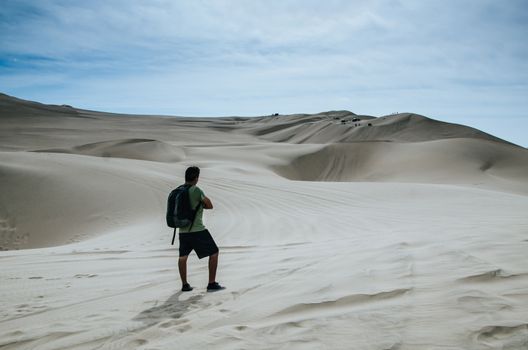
179, 229, 219, 259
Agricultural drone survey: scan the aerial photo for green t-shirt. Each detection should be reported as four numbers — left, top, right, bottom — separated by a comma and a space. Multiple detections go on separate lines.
179, 185, 206, 233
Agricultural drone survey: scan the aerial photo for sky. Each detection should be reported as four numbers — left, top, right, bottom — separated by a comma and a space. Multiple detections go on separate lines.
1, 0, 527, 146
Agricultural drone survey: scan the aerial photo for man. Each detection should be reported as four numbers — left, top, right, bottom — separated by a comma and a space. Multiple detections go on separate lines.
178, 166, 225, 292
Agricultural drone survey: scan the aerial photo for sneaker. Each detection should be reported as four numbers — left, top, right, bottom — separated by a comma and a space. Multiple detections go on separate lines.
206, 282, 225, 292
181, 283, 193, 292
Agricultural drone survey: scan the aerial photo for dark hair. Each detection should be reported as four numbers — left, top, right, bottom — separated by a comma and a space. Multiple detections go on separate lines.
185, 166, 200, 182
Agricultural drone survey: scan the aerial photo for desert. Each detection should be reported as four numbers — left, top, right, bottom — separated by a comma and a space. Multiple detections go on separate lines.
1, 93, 527, 349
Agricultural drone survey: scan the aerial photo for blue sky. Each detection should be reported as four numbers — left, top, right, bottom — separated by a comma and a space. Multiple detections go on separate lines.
1, 0, 527, 146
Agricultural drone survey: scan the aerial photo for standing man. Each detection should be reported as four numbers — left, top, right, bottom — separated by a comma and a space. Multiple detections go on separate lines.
178, 166, 225, 292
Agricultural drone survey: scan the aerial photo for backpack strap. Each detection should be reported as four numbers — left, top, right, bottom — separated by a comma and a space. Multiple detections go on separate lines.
171, 227, 176, 245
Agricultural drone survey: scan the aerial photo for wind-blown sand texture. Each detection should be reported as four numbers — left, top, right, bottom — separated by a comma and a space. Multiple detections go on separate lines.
1, 93, 527, 349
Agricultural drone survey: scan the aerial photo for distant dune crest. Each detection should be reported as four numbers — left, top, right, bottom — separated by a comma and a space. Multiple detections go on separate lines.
243, 111, 513, 145
34, 139, 186, 163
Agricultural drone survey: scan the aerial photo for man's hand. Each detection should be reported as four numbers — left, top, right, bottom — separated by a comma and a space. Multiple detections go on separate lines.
203, 196, 213, 209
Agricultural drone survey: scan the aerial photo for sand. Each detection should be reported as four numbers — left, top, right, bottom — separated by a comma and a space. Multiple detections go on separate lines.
1, 93, 527, 349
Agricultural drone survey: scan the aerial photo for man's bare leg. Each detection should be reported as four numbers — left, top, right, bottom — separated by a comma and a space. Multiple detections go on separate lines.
178, 255, 189, 285
208, 252, 218, 284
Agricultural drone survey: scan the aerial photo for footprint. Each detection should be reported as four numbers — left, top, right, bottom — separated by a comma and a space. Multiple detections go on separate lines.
74, 274, 98, 278
178, 324, 192, 333
5, 330, 24, 337
458, 269, 525, 283
131, 339, 148, 346
159, 319, 188, 329
476, 323, 528, 348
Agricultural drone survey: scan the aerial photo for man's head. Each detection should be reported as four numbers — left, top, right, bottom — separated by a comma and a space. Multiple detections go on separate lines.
185, 166, 200, 184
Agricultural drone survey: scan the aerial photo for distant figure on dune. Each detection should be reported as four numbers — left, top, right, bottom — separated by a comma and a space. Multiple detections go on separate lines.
167, 166, 225, 292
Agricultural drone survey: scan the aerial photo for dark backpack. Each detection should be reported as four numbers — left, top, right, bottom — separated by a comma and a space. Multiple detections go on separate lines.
166, 184, 192, 228
166, 184, 202, 244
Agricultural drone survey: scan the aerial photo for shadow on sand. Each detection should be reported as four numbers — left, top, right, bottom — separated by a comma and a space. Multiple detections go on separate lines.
133, 291, 204, 327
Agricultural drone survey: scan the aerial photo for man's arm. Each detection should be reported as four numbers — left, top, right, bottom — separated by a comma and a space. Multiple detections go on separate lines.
202, 196, 213, 209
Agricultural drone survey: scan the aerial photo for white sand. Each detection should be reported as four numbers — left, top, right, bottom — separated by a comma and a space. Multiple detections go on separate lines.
1, 93, 527, 349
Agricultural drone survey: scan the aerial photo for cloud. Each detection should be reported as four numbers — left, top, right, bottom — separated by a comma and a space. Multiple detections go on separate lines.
1, 0, 527, 145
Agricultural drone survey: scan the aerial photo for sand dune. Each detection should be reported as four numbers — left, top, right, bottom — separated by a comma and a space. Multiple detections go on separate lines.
0, 151, 173, 250
34, 139, 186, 163
274, 138, 528, 193
1, 93, 527, 349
